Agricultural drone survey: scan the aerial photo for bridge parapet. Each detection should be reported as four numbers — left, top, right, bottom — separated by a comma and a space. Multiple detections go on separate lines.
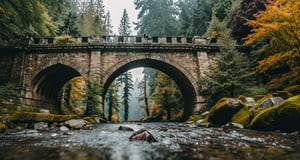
27, 35, 210, 46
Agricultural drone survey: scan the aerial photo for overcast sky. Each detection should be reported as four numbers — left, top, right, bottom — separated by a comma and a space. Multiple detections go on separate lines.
102, 0, 138, 35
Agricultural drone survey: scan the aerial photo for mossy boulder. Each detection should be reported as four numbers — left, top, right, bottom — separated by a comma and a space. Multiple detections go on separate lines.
249, 95, 300, 132
207, 98, 243, 125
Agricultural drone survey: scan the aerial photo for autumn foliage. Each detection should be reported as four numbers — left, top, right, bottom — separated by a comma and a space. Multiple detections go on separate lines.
244, 0, 300, 90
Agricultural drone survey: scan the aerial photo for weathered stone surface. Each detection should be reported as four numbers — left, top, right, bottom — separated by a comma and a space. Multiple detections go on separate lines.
129, 129, 157, 143
64, 119, 87, 129
118, 126, 134, 131
257, 97, 284, 109
34, 122, 48, 130
60, 126, 69, 132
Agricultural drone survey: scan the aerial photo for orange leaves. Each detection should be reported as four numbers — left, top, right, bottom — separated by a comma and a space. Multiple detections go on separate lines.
0, 7, 9, 19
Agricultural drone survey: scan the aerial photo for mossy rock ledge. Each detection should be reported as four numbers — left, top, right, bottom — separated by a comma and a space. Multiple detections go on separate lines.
249, 95, 300, 132
207, 98, 243, 125
11, 112, 79, 123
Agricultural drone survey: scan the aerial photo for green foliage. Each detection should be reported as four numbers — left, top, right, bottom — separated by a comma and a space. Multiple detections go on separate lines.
284, 85, 300, 96
59, 77, 86, 116
76, 0, 105, 36
0, 0, 58, 45
199, 31, 252, 106
187, 0, 212, 36
151, 71, 183, 120
84, 78, 102, 116
118, 9, 132, 36
59, 12, 80, 37
243, 86, 268, 97
177, 0, 197, 35
0, 83, 20, 104
134, 0, 178, 35
55, 35, 77, 44
105, 81, 120, 122
104, 11, 113, 35
116, 72, 134, 121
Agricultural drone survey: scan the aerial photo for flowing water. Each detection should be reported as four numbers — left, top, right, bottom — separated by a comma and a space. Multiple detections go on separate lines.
0, 123, 300, 160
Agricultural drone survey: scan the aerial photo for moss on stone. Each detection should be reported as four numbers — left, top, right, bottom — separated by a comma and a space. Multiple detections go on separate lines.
231, 106, 251, 126
207, 98, 243, 125
82, 117, 97, 124
11, 112, 78, 122
53, 115, 79, 122
188, 114, 202, 122
248, 106, 278, 131
276, 95, 300, 131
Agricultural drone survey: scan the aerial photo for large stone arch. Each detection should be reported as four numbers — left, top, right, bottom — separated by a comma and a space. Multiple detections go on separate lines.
27, 63, 83, 108
102, 55, 199, 119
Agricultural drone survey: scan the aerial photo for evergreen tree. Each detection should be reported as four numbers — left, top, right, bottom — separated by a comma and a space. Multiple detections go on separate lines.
0, 0, 58, 45
117, 72, 134, 121
188, 0, 212, 36
138, 69, 150, 117
106, 81, 120, 122
60, 12, 80, 37
105, 11, 113, 35
177, 0, 196, 35
84, 78, 102, 116
134, 0, 178, 35
118, 9, 132, 36
199, 31, 251, 106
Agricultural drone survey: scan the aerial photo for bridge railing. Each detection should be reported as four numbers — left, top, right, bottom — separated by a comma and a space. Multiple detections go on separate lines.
27, 35, 210, 45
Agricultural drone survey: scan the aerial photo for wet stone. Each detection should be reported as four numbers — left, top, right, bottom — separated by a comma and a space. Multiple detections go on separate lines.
60, 126, 69, 132
34, 122, 48, 130
129, 129, 157, 143
64, 119, 86, 129
118, 126, 134, 131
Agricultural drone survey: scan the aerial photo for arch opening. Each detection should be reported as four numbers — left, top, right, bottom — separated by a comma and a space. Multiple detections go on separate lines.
31, 64, 82, 105
103, 59, 197, 121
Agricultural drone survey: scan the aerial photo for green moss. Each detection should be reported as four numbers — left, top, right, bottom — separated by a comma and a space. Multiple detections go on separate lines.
0, 123, 6, 133
276, 95, 300, 131
53, 115, 78, 122
207, 98, 243, 125
231, 106, 251, 126
188, 114, 202, 122
248, 106, 278, 131
11, 112, 78, 122
82, 117, 97, 124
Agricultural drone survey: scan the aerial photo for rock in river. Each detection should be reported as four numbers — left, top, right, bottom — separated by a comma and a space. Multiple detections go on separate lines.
129, 129, 157, 143
64, 119, 87, 129
118, 126, 134, 131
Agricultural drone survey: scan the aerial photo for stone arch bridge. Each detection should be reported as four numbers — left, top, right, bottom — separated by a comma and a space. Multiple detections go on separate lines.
0, 35, 246, 119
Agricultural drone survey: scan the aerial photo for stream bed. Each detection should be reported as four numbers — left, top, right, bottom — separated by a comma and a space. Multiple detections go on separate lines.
0, 123, 300, 160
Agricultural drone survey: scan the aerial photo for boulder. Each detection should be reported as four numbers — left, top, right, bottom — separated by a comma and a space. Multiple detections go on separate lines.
118, 126, 134, 131
129, 129, 157, 143
64, 119, 87, 129
207, 98, 243, 125
34, 122, 48, 130
249, 95, 300, 132
257, 97, 284, 109
60, 126, 69, 132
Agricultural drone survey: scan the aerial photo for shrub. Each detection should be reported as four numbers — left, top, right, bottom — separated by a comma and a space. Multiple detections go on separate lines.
55, 35, 77, 45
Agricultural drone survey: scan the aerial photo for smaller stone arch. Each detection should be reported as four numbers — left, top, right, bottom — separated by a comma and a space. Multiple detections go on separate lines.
29, 64, 83, 108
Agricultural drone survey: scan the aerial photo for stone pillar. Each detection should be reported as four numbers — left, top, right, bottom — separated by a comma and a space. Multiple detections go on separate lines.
89, 50, 102, 82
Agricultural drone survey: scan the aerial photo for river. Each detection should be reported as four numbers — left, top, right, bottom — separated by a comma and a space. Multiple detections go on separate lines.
0, 123, 300, 160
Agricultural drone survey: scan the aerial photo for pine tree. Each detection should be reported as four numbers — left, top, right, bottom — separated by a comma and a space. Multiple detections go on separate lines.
134, 0, 178, 35
177, 0, 196, 35
199, 31, 251, 106
105, 11, 113, 35
138, 69, 150, 117
118, 9, 132, 36
60, 12, 80, 37
106, 81, 120, 122
84, 78, 102, 116
117, 72, 134, 121
187, 0, 212, 36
